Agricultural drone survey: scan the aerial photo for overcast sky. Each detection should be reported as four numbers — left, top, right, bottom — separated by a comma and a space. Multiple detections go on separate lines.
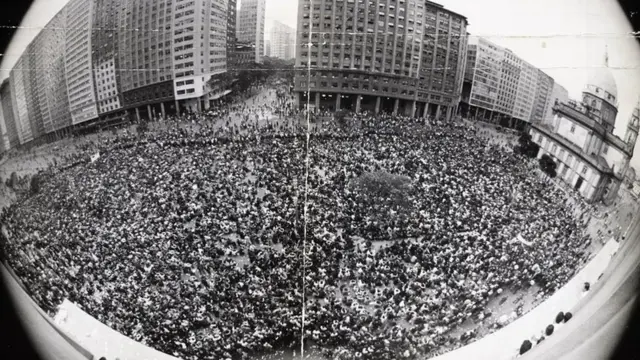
2, 0, 640, 168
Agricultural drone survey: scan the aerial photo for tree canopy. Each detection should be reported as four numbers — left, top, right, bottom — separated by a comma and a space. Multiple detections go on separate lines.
539, 154, 557, 178
515, 132, 540, 158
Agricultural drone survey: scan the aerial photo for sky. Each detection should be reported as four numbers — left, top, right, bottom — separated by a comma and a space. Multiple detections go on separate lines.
2, 0, 640, 168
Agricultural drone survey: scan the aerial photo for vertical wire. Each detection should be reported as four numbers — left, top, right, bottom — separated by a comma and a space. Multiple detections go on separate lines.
300, 1, 314, 356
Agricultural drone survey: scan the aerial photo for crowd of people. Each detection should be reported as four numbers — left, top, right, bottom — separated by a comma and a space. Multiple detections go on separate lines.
0, 87, 591, 360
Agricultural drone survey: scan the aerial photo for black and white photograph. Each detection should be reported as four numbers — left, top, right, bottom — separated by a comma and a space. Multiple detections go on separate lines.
0, 0, 639, 359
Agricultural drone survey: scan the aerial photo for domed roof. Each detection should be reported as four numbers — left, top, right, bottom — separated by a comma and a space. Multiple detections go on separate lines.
586, 50, 617, 101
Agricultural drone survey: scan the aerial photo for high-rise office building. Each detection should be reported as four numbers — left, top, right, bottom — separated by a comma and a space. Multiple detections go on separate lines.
227, 0, 237, 67
531, 69, 554, 124
64, 0, 99, 125
92, 0, 123, 118
9, 57, 32, 144
0, 80, 19, 150
543, 81, 569, 127
294, 0, 469, 120
237, 0, 266, 63
270, 20, 295, 60
462, 36, 557, 129
264, 39, 271, 57
0, 0, 237, 149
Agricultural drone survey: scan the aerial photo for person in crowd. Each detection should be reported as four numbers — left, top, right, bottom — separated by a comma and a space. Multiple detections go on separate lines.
0, 86, 591, 360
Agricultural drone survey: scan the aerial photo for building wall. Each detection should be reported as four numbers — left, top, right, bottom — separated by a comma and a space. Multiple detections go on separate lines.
118, 0, 175, 100
172, 0, 228, 104
42, 11, 72, 133
92, 0, 123, 116
0, 0, 237, 142
601, 143, 627, 175
556, 116, 589, 149
512, 60, 537, 121
237, 0, 265, 63
531, 128, 602, 200
0, 100, 7, 152
94, 59, 122, 114
467, 37, 553, 124
227, 0, 237, 67
10, 57, 33, 145
64, 0, 99, 125
294, 0, 468, 117
0, 81, 19, 149
470, 38, 502, 111
270, 21, 295, 60
544, 82, 569, 126
531, 69, 553, 123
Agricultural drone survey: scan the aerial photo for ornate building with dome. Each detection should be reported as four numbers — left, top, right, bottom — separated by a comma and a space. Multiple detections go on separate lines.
529, 51, 639, 203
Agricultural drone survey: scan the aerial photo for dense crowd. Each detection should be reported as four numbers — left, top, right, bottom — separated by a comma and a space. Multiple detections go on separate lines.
0, 90, 590, 360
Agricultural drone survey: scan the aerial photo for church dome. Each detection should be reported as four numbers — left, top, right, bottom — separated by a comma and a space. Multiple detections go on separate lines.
585, 50, 617, 106
587, 67, 617, 100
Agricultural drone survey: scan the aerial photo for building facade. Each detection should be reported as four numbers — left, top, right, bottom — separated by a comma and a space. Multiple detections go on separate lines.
543, 81, 569, 127
529, 55, 638, 203
227, 0, 237, 67
294, 0, 469, 119
235, 41, 257, 66
0, 0, 237, 150
0, 80, 19, 150
64, 0, 99, 125
461, 37, 555, 130
237, 0, 265, 64
270, 20, 295, 60
531, 69, 554, 124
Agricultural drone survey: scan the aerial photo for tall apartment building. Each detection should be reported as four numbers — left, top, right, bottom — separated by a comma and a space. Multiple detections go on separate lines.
513, 60, 537, 121
270, 20, 295, 60
0, 0, 235, 150
227, 0, 237, 67
0, 80, 19, 150
42, 12, 72, 135
64, 0, 99, 125
0, 103, 7, 153
531, 69, 554, 124
543, 81, 569, 127
92, 0, 124, 118
237, 0, 266, 64
9, 57, 32, 144
461, 36, 557, 130
264, 39, 271, 57
294, 0, 469, 120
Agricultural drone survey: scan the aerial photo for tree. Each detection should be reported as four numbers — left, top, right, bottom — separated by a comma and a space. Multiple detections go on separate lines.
515, 132, 540, 158
539, 154, 557, 179
30, 175, 42, 195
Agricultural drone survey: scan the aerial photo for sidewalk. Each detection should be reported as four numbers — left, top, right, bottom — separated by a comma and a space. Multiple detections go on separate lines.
430, 238, 620, 360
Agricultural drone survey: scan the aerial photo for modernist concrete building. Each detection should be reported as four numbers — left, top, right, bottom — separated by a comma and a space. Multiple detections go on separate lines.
0, 0, 237, 150
529, 54, 638, 203
461, 37, 556, 130
293, 0, 469, 119
270, 20, 295, 60
64, 0, 100, 125
531, 69, 554, 124
543, 81, 570, 127
237, 0, 266, 64
227, 0, 237, 67
0, 80, 19, 151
